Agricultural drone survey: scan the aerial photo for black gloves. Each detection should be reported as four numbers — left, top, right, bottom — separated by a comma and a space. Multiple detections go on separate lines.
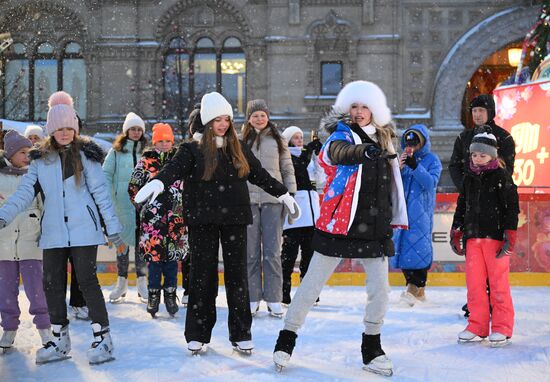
307, 139, 323, 155
405, 155, 417, 169
364, 144, 382, 159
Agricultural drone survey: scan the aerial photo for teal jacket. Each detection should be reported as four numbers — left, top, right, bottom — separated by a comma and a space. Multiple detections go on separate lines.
103, 140, 144, 246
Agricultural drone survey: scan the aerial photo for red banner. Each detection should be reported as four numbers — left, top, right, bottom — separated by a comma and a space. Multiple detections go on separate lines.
494, 81, 550, 192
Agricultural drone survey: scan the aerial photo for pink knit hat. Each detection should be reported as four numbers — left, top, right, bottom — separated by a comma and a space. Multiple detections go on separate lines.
46, 91, 79, 135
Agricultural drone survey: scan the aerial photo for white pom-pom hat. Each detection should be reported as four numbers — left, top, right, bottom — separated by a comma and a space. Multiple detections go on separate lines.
333, 81, 392, 126
200, 92, 233, 125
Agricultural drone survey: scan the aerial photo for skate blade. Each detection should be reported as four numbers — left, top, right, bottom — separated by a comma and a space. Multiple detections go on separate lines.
190, 349, 206, 356
233, 347, 253, 356
274, 363, 284, 373
1, 347, 14, 355
73, 315, 91, 321
363, 364, 393, 377
36, 355, 72, 365
89, 356, 115, 365
109, 297, 125, 304
457, 336, 485, 344
490, 339, 511, 348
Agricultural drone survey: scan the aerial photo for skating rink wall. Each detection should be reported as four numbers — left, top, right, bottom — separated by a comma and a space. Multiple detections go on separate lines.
94, 193, 550, 286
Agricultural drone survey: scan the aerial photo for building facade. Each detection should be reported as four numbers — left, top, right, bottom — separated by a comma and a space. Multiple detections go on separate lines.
0, 0, 541, 188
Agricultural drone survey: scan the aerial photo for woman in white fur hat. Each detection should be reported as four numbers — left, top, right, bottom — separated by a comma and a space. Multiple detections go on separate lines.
103, 112, 148, 304
273, 81, 408, 377
134, 92, 299, 355
24, 125, 45, 145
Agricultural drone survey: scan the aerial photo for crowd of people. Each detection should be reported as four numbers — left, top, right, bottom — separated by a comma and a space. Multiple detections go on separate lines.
0, 81, 519, 376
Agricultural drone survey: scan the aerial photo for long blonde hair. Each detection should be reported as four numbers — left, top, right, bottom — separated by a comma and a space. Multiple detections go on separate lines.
372, 120, 397, 154
200, 120, 250, 181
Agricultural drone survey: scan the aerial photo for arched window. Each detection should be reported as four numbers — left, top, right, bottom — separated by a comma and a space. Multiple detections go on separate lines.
34, 43, 57, 120
62, 42, 86, 118
0, 40, 86, 121
221, 37, 246, 115
163, 36, 246, 129
1, 43, 29, 120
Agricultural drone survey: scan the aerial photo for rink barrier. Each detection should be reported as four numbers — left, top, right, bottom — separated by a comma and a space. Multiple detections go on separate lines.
92, 272, 550, 287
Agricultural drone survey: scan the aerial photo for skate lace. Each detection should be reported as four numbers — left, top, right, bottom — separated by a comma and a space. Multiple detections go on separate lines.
43, 340, 56, 349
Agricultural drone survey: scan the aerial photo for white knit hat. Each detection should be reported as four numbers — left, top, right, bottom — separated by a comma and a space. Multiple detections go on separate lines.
24, 125, 45, 139
282, 126, 303, 143
333, 81, 392, 126
200, 92, 233, 125
122, 112, 145, 134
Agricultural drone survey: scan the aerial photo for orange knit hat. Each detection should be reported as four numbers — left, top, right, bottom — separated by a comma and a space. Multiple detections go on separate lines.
152, 123, 174, 144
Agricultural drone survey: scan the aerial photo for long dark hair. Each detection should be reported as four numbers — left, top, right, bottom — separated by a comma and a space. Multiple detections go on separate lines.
241, 120, 286, 154
201, 120, 250, 181
39, 135, 89, 186
112, 132, 147, 153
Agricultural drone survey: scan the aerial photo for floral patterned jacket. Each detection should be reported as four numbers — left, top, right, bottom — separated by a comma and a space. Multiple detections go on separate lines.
128, 148, 187, 262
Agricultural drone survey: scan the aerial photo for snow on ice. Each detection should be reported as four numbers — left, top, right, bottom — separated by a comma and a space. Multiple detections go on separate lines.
1, 286, 549, 381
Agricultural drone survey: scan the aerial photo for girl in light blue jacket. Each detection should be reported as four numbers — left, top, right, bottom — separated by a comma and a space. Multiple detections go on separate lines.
103, 112, 148, 303
0, 91, 122, 366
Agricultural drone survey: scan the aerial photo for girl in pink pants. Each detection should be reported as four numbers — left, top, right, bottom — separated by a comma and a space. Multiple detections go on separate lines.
450, 131, 519, 347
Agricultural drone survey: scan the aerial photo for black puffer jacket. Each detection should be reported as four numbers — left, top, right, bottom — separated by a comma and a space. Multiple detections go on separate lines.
313, 119, 394, 259
449, 121, 515, 191
154, 140, 288, 226
452, 166, 519, 241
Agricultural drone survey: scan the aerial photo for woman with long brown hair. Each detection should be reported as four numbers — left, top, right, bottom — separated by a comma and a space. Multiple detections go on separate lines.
134, 92, 299, 355
241, 100, 297, 318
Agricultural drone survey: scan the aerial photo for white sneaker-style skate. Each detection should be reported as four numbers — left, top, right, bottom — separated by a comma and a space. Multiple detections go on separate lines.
0, 330, 16, 354
187, 341, 207, 355
36, 324, 71, 364
273, 351, 291, 371
250, 301, 260, 316
362, 354, 394, 377
70, 306, 90, 321
37, 328, 52, 346
457, 329, 485, 344
109, 276, 128, 303
400, 291, 417, 307
489, 332, 511, 347
87, 323, 115, 365
136, 276, 148, 303
232, 340, 254, 355
267, 302, 284, 318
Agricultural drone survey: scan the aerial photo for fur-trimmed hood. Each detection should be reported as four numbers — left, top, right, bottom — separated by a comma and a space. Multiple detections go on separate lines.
29, 138, 105, 163
319, 111, 352, 134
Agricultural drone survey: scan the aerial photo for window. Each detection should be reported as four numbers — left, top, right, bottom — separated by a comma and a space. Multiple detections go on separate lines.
321, 62, 343, 95
163, 36, 246, 128
1, 41, 86, 121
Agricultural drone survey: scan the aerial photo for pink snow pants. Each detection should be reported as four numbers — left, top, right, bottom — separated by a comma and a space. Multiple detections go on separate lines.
465, 238, 514, 338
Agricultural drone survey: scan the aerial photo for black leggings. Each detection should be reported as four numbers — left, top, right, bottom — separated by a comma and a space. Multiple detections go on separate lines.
43, 246, 108, 327
402, 268, 429, 288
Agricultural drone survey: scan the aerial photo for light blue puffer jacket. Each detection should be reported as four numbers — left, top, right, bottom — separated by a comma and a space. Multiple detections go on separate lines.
103, 140, 143, 246
391, 124, 442, 270
0, 140, 122, 249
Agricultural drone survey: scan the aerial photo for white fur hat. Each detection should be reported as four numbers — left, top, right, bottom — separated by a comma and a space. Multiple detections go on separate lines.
24, 124, 45, 139
200, 92, 233, 125
282, 126, 303, 143
122, 112, 145, 134
333, 81, 392, 126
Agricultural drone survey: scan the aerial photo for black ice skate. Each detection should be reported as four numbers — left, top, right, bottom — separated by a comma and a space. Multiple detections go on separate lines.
273, 329, 297, 372
164, 287, 179, 317
232, 340, 254, 355
361, 333, 393, 377
147, 289, 161, 318
187, 341, 207, 355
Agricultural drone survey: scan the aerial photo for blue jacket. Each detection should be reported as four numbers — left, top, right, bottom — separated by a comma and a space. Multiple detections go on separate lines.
0, 140, 121, 249
391, 124, 441, 270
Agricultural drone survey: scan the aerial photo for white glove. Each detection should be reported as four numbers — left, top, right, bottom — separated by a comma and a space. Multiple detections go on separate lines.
134, 179, 164, 204
278, 192, 301, 221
